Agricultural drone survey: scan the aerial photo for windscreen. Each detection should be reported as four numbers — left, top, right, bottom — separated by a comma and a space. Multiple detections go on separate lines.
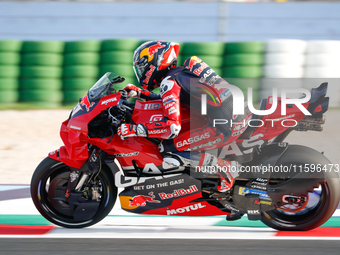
88, 72, 125, 102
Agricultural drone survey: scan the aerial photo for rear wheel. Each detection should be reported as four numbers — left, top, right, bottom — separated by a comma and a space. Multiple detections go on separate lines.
31, 157, 117, 228
260, 145, 340, 230
262, 180, 339, 230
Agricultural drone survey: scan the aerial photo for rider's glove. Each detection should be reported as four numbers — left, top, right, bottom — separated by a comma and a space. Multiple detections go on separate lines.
117, 123, 148, 140
123, 84, 159, 100
124, 84, 142, 98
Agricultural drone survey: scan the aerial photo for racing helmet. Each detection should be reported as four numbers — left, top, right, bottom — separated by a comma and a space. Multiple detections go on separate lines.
133, 41, 180, 91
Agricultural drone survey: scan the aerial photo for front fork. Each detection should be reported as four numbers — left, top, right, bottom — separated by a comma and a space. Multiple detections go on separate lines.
65, 147, 107, 199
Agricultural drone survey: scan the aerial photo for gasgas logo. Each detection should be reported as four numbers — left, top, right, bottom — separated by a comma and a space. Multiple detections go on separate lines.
176, 132, 210, 148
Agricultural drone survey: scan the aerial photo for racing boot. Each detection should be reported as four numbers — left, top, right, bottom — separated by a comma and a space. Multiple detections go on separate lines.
198, 154, 234, 192
214, 157, 234, 192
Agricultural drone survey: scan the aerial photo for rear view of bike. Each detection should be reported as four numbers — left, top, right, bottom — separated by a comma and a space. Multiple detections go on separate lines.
230, 83, 340, 230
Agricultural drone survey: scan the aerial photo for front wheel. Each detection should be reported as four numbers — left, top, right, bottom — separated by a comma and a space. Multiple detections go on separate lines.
30, 157, 117, 228
260, 145, 340, 231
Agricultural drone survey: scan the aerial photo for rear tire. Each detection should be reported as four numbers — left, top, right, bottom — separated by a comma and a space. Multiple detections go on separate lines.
260, 145, 340, 231
30, 157, 117, 228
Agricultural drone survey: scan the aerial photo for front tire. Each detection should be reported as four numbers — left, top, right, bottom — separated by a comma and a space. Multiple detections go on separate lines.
30, 157, 117, 228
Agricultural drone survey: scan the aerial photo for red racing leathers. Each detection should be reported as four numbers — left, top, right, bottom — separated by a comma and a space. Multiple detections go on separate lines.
121, 56, 252, 154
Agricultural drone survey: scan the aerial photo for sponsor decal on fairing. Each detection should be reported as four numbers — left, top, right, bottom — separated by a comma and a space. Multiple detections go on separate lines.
149, 114, 163, 122
176, 132, 211, 148
70, 125, 81, 131
101, 97, 117, 105
129, 192, 160, 207
166, 203, 206, 215
144, 102, 161, 110
158, 185, 198, 200
80, 93, 95, 112
115, 152, 139, 157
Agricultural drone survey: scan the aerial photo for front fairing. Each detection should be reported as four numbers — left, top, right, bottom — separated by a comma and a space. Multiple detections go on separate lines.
54, 72, 125, 168
67, 72, 124, 134
67, 92, 122, 133
69, 72, 124, 122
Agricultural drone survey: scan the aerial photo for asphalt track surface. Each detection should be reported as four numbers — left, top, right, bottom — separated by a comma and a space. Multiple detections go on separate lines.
0, 239, 339, 255
1, 186, 340, 254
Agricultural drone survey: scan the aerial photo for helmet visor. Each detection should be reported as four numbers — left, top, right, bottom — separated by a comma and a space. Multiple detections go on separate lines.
133, 56, 149, 85
133, 63, 143, 84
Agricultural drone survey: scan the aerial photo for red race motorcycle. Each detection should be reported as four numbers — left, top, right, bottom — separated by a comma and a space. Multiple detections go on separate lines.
31, 72, 340, 230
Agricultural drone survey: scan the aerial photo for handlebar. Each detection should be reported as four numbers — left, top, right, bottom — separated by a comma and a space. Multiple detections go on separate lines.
107, 90, 161, 146
108, 91, 135, 127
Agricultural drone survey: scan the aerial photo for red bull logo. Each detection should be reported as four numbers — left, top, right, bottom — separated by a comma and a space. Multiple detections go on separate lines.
186, 56, 202, 71
193, 62, 209, 76
158, 185, 198, 199
140, 42, 166, 62
80, 93, 95, 112
143, 65, 156, 85
148, 42, 166, 56
129, 192, 161, 207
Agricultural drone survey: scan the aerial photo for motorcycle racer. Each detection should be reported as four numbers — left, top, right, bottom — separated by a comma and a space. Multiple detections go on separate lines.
117, 41, 252, 192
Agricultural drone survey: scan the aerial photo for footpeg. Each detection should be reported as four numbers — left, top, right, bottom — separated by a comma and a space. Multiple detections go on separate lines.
226, 212, 243, 221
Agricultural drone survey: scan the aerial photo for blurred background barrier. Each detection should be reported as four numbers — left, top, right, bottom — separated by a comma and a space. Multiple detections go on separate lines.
19, 41, 64, 108
0, 38, 339, 107
62, 40, 101, 105
0, 1, 340, 107
0, 40, 22, 105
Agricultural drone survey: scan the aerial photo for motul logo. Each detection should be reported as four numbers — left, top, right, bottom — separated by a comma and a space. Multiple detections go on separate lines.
101, 97, 117, 105
167, 203, 206, 215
